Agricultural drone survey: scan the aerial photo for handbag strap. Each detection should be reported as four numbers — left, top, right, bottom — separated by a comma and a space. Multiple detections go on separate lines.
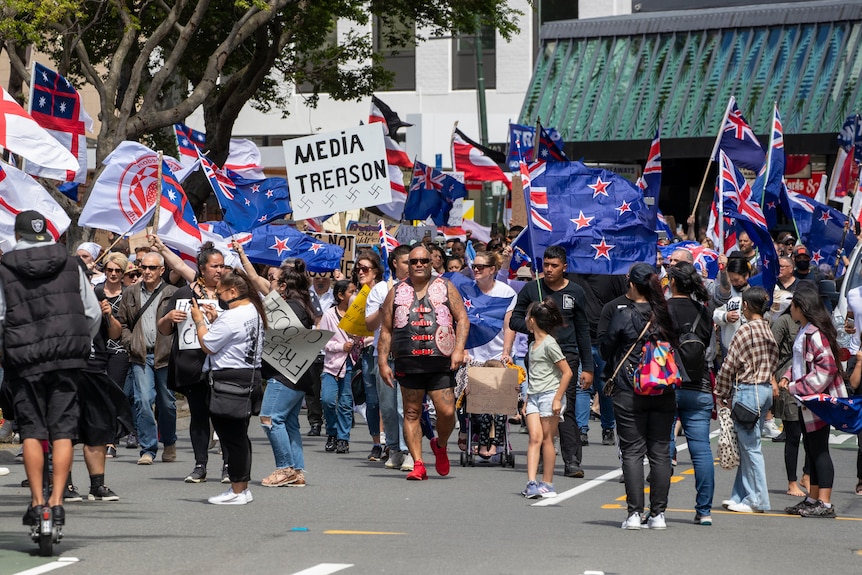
733, 377, 761, 418
130, 282, 168, 332
608, 319, 653, 382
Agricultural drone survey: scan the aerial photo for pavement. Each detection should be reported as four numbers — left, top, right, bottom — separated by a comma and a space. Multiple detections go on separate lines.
1, 411, 861, 575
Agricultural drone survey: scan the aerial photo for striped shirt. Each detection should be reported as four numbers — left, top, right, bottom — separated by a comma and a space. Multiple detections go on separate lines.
715, 318, 778, 400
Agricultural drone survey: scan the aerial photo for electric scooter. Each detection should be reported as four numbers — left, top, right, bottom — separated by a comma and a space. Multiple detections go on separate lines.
27, 440, 63, 556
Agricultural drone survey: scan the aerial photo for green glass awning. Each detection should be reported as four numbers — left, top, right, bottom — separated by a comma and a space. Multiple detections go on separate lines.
520, 1, 862, 142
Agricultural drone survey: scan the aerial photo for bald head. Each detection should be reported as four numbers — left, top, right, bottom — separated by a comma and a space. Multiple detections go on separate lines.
668, 249, 693, 265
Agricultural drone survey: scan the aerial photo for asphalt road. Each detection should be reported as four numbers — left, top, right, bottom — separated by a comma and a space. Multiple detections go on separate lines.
1, 412, 861, 575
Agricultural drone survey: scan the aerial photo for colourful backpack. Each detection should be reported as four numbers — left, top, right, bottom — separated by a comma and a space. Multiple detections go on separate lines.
634, 336, 682, 396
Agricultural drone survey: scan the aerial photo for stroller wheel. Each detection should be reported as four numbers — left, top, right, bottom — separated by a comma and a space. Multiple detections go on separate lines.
467, 453, 474, 467
460, 452, 467, 467
508, 453, 515, 468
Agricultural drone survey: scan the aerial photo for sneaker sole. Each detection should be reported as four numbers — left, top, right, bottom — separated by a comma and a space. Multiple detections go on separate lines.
286, 482, 306, 487
88, 494, 119, 501
540, 492, 558, 498
64, 496, 83, 503
185, 477, 207, 483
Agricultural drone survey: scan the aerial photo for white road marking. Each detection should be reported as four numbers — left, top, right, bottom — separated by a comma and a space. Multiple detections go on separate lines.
14, 558, 79, 575
290, 564, 353, 575
532, 429, 720, 507
829, 432, 855, 445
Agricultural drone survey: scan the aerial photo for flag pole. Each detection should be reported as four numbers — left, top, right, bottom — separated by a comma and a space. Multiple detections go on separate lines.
760, 102, 777, 210
691, 96, 734, 219
533, 117, 542, 164
450, 122, 458, 171
93, 218, 148, 266
836, 219, 851, 268
152, 151, 163, 232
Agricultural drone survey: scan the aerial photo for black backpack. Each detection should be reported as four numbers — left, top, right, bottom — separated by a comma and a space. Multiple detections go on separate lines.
676, 311, 706, 384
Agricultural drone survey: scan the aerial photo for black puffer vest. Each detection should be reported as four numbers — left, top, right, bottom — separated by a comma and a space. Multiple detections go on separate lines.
0, 243, 91, 377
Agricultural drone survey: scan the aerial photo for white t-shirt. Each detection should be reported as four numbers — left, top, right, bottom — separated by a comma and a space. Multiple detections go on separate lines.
366, 280, 390, 353
202, 304, 264, 371
846, 286, 862, 353
466, 280, 517, 363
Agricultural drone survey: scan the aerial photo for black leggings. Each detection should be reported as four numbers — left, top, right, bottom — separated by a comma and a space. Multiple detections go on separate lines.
210, 414, 252, 483
799, 414, 834, 490
783, 419, 810, 483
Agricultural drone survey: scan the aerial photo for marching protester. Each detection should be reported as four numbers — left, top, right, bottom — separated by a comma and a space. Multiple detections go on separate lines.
667, 261, 715, 525
715, 287, 778, 514
600, 263, 677, 530
190, 268, 266, 505
155, 239, 230, 484
378, 245, 470, 481
366, 243, 412, 470
511, 245, 594, 479
0, 212, 101, 530
118, 252, 178, 466
780, 287, 847, 518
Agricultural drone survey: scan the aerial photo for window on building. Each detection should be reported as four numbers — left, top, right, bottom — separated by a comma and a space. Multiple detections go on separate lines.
373, 17, 416, 91
533, 0, 579, 61
452, 27, 496, 90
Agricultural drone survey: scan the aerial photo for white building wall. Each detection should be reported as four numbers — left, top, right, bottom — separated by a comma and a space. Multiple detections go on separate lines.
578, 0, 632, 19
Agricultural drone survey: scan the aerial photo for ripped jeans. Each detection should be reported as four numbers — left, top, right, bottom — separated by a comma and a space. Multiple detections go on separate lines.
260, 379, 305, 471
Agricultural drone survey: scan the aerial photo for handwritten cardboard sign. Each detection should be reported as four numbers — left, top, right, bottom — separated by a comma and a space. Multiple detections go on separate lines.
175, 299, 218, 350
262, 291, 333, 383
466, 367, 520, 415
308, 232, 356, 279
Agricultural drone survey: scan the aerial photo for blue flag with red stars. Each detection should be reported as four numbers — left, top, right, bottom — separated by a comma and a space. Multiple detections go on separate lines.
525, 161, 657, 275
204, 221, 343, 272
781, 192, 857, 270
444, 272, 513, 349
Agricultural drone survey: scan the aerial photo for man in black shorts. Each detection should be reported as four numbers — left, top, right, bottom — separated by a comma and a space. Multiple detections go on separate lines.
0, 211, 101, 529
378, 245, 469, 480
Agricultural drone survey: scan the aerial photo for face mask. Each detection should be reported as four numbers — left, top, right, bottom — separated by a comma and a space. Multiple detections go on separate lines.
218, 296, 242, 310
796, 259, 810, 271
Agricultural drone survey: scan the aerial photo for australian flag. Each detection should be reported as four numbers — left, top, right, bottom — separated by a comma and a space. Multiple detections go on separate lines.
404, 161, 467, 225
506, 123, 566, 171
199, 150, 290, 231
526, 161, 657, 275
204, 221, 343, 272
444, 272, 513, 349
713, 98, 766, 172
718, 151, 777, 294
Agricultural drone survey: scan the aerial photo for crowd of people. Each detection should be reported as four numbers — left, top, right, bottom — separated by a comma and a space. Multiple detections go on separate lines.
1, 211, 861, 532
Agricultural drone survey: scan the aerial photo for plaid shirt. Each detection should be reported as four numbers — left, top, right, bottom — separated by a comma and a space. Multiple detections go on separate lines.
715, 318, 778, 400
786, 323, 848, 432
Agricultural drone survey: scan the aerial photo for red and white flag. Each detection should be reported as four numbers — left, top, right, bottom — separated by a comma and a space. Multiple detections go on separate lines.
453, 130, 511, 189
376, 164, 407, 221
0, 86, 78, 172
25, 63, 93, 183
80, 141, 183, 236
370, 96, 413, 169
224, 138, 266, 180
0, 161, 71, 248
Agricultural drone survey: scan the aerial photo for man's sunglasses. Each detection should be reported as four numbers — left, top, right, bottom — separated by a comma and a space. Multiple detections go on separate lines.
139, 265, 162, 271
409, 258, 431, 265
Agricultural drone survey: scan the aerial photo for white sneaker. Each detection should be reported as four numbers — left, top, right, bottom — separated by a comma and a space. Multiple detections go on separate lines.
208, 489, 249, 505
646, 513, 667, 530
761, 419, 782, 439
0, 466, 9, 476
721, 499, 736, 509
243, 489, 253, 503
386, 451, 405, 470
621, 512, 642, 530
400, 453, 414, 472
727, 502, 755, 513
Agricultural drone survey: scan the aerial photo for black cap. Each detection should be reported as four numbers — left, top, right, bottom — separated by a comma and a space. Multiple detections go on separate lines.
14, 210, 50, 242
629, 262, 656, 285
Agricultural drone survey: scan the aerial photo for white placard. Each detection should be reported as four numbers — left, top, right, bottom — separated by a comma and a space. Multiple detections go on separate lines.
175, 299, 218, 351
283, 124, 391, 220
262, 291, 333, 383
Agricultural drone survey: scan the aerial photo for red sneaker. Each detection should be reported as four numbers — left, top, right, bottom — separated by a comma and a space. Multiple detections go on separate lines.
430, 437, 450, 476
406, 460, 428, 481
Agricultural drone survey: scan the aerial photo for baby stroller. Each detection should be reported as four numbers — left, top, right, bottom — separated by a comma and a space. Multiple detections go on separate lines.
455, 361, 520, 468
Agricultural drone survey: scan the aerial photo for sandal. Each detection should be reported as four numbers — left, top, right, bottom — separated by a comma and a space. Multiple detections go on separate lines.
855, 481, 862, 496
457, 433, 467, 452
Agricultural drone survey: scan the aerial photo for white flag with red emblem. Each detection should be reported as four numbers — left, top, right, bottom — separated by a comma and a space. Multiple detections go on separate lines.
0, 161, 71, 247
0, 86, 78, 172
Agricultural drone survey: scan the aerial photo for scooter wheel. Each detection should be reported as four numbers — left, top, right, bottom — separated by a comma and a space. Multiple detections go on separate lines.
38, 530, 53, 557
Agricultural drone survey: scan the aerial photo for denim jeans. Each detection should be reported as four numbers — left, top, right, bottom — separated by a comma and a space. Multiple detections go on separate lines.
130, 354, 176, 457
676, 389, 715, 516
321, 369, 353, 441
377, 357, 406, 452
730, 383, 773, 511
260, 379, 305, 470
575, 345, 615, 433
360, 349, 380, 438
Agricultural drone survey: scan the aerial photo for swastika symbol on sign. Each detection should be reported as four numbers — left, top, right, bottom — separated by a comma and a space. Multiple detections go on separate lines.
323, 193, 335, 207
368, 183, 382, 198
298, 197, 314, 210
346, 187, 360, 202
